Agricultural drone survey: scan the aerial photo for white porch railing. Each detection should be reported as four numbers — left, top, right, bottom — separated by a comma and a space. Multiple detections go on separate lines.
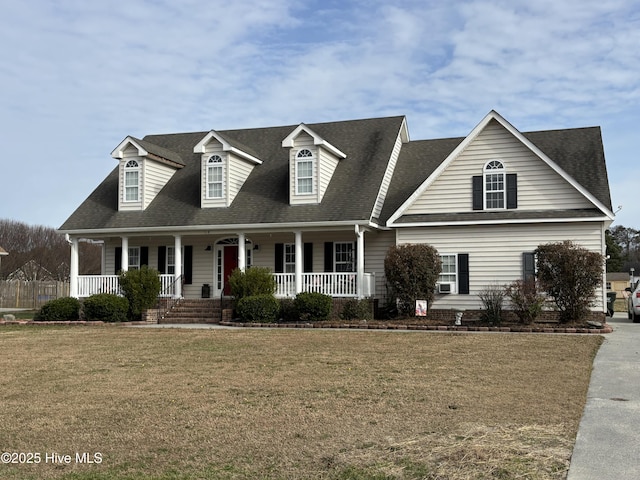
76, 274, 176, 298
76, 273, 374, 299
274, 272, 375, 298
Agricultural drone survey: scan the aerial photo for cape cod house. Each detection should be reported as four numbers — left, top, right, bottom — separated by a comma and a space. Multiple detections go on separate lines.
59, 111, 614, 317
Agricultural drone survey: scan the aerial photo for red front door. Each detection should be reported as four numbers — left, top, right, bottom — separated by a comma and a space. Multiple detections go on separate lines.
223, 246, 238, 295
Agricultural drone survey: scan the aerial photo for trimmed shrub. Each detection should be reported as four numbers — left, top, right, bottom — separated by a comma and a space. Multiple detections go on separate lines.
478, 284, 506, 326
384, 244, 441, 316
341, 299, 373, 321
228, 267, 276, 304
535, 240, 605, 323
506, 279, 546, 324
35, 297, 81, 321
119, 266, 162, 320
279, 298, 298, 323
83, 293, 129, 322
294, 292, 332, 322
236, 294, 280, 323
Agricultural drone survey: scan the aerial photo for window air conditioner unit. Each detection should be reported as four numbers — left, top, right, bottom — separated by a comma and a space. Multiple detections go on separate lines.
438, 283, 452, 294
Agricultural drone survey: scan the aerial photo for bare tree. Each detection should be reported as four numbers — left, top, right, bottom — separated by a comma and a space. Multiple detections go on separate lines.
0, 219, 101, 280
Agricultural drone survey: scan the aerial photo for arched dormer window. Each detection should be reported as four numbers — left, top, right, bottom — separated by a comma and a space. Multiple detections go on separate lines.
206, 155, 224, 199
484, 160, 505, 209
124, 160, 140, 202
296, 149, 314, 195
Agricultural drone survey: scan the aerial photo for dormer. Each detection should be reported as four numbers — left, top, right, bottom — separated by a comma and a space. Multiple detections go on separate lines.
111, 137, 183, 211
194, 131, 262, 208
282, 124, 347, 205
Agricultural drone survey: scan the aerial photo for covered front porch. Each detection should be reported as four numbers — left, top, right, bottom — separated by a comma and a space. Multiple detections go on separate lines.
68, 225, 388, 300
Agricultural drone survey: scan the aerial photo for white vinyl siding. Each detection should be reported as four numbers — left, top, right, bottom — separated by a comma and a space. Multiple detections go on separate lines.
200, 146, 256, 208
397, 222, 605, 311
318, 147, 340, 202
373, 126, 404, 219
143, 160, 177, 209
404, 120, 594, 215
118, 146, 179, 211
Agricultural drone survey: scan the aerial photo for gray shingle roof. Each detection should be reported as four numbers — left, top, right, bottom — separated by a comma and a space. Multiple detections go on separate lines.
59, 116, 612, 233
380, 126, 612, 224
60, 116, 406, 231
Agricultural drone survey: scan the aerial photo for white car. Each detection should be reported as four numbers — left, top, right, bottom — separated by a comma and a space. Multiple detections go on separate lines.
627, 281, 640, 323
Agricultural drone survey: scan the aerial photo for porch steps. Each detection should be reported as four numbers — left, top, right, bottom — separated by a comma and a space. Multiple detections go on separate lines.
159, 299, 222, 324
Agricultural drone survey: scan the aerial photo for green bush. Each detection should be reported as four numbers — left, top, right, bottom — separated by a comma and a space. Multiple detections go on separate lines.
506, 279, 546, 324
228, 267, 276, 304
341, 299, 373, 321
294, 292, 332, 322
83, 293, 129, 322
35, 297, 81, 321
236, 294, 280, 323
384, 244, 441, 316
535, 240, 604, 323
119, 266, 162, 320
279, 298, 298, 323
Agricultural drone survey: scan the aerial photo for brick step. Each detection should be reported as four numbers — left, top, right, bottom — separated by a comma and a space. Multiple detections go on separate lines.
159, 299, 223, 324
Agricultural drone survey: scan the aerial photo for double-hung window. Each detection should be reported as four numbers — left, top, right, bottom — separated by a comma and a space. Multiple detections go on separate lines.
296, 149, 314, 195
124, 160, 140, 202
284, 244, 296, 273
128, 247, 141, 270
334, 242, 355, 272
484, 160, 505, 209
207, 155, 224, 199
438, 254, 457, 292
166, 246, 176, 275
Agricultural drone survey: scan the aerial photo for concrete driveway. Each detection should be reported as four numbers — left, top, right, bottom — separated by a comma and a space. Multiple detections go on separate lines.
567, 312, 640, 479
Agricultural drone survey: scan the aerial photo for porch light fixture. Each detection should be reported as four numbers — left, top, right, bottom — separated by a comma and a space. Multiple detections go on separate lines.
253, 244, 259, 250
205, 245, 212, 251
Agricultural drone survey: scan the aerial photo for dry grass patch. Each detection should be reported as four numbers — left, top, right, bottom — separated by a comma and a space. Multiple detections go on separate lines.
0, 327, 601, 479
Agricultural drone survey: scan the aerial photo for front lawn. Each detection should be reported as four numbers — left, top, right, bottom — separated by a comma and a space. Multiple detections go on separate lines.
0, 327, 602, 479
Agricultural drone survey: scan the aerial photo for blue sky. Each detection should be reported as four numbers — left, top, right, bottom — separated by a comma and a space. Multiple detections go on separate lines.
1, 0, 638, 228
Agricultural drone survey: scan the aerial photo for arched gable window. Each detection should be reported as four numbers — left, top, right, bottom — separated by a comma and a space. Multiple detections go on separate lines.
206, 155, 224, 199
124, 160, 140, 202
484, 160, 505, 209
296, 149, 314, 195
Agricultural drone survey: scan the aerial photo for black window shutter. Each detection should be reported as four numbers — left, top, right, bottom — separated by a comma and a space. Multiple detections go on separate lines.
324, 242, 334, 272
523, 252, 535, 283
140, 247, 149, 267
304, 243, 313, 272
274, 243, 284, 273
184, 246, 193, 284
115, 247, 122, 274
506, 174, 518, 209
458, 253, 470, 294
158, 246, 166, 274
472, 176, 483, 210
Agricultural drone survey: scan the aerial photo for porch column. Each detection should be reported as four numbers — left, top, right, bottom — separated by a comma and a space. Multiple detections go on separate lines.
295, 231, 303, 294
121, 236, 129, 271
100, 241, 106, 275
69, 237, 79, 298
174, 235, 182, 298
355, 225, 365, 298
238, 233, 246, 272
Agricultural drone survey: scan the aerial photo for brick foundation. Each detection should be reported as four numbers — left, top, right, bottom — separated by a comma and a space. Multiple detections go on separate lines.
427, 308, 606, 324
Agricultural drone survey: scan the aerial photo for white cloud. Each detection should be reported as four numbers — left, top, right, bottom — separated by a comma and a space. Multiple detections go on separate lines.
0, 0, 638, 227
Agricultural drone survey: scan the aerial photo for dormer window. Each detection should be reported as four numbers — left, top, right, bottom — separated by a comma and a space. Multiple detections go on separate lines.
484, 160, 505, 209
296, 149, 314, 195
124, 160, 140, 202
206, 155, 224, 199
